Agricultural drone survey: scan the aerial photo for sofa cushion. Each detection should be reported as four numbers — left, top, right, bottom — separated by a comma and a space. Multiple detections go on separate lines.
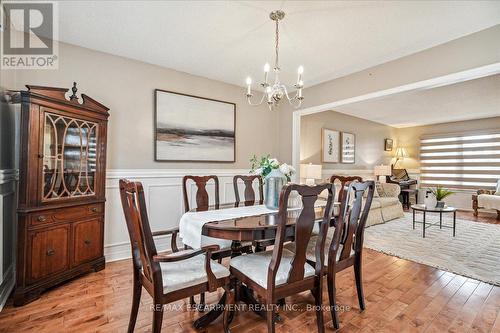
380, 182, 401, 197
374, 181, 384, 197
478, 194, 500, 210
365, 198, 381, 209
377, 197, 400, 208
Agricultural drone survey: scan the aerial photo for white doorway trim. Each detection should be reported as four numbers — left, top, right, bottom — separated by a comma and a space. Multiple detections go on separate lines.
291, 62, 500, 177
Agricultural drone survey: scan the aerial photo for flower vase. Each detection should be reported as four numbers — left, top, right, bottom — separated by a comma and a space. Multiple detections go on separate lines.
264, 169, 287, 210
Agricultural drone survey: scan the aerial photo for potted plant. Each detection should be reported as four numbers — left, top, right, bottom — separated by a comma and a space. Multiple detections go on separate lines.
250, 155, 295, 209
429, 186, 454, 208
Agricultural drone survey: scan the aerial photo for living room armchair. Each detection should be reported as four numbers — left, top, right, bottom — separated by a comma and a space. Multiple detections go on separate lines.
472, 186, 500, 220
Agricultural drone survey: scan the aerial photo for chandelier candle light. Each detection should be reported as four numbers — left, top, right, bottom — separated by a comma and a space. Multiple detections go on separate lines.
245, 10, 304, 110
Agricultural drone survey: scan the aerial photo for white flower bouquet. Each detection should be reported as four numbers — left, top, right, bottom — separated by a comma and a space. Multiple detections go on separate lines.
250, 155, 295, 181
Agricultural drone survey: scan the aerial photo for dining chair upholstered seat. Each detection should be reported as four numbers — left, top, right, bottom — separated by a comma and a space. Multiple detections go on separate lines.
230, 248, 315, 288
156, 250, 230, 293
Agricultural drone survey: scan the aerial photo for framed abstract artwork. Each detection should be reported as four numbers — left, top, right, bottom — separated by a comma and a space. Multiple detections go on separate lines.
341, 132, 355, 164
385, 138, 394, 151
321, 128, 340, 163
154, 89, 236, 162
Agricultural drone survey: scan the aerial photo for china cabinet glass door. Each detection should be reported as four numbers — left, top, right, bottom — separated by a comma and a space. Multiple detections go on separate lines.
42, 112, 98, 200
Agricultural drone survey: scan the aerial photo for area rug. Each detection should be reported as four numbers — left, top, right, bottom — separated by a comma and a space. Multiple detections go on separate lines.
364, 213, 500, 286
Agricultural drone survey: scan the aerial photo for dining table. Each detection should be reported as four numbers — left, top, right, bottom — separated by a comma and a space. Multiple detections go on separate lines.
180, 201, 335, 329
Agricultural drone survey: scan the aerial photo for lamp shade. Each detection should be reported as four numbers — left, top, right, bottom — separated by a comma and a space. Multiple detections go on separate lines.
394, 147, 408, 158
300, 163, 322, 180
374, 164, 391, 176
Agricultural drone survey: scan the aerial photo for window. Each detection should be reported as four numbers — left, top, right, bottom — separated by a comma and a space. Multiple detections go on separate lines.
420, 131, 500, 190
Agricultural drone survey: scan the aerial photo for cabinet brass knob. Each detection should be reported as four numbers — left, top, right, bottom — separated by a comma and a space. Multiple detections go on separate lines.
37, 215, 47, 222
91, 207, 98, 213
46, 249, 55, 256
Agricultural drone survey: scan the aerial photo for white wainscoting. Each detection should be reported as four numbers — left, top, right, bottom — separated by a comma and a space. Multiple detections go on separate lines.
104, 169, 254, 262
0, 169, 18, 311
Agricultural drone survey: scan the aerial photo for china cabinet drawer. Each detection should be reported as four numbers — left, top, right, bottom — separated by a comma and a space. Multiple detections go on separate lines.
28, 225, 70, 282
29, 203, 103, 227
72, 218, 103, 267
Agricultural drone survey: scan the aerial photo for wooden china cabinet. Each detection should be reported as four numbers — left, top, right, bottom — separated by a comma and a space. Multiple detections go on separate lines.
11, 83, 109, 305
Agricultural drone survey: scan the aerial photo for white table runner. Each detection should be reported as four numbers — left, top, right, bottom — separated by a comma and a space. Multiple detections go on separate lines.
179, 205, 278, 249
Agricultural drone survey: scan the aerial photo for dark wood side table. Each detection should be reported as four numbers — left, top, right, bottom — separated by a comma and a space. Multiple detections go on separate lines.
411, 204, 457, 238
401, 189, 418, 209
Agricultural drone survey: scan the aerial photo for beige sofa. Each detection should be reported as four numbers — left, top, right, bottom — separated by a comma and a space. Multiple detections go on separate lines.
321, 180, 404, 226
365, 182, 404, 227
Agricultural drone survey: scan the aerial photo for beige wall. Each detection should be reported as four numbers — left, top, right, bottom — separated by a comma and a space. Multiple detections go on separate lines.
396, 116, 500, 169
278, 25, 500, 163
301, 111, 397, 170
2, 40, 277, 170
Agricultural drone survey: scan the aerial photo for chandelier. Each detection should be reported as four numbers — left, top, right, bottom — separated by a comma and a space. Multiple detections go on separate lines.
245, 10, 304, 110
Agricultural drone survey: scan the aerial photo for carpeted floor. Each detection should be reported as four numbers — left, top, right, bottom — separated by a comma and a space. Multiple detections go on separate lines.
364, 212, 500, 286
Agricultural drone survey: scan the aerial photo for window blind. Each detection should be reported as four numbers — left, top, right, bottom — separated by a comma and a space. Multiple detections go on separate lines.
420, 130, 500, 190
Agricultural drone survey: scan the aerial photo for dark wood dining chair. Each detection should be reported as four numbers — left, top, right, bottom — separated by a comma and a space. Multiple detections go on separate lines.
233, 175, 264, 206
326, 180, 374, 329
119, 179, 233, 333
183, 175, 220, 212
329, 175, 363, 205
182, 175, 232, 309
233, 175, 271, 252
301, 180, 374, 329
230, 183, 336, 333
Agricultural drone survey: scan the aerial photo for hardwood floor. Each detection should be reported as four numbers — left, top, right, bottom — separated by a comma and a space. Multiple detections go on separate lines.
0, 211, 498, 333
1, 245, 499, 333
456, 210, 500, 225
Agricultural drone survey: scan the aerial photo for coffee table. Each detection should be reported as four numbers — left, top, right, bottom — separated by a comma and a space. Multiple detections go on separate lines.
411, 204, 457, 238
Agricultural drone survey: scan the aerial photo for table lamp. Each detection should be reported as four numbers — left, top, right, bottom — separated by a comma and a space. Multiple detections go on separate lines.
374, 164, 391, 182
300, 163, 322, 185
394, 147, 408, 167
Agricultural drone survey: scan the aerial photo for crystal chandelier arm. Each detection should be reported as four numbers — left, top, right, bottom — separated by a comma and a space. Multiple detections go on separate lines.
281, 84, 303, 108
246, 92, 267, 106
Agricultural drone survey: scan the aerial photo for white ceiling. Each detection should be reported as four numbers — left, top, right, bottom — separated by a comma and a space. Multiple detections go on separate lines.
42, 1, 500, 89
332, 74, 500, 128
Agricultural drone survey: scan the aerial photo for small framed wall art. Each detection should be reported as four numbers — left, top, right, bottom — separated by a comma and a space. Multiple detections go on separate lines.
384, 138, 394, 151
321, 128, 340, 163
341, 132, 355, 164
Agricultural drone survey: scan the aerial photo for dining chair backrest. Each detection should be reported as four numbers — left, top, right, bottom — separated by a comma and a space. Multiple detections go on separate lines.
329, 175, 363, 205
182, 175, 219, 212
270, 183, 335, 288
119, 179, 161, 286
336, 181, 375, 262
233, 175, 263, 206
